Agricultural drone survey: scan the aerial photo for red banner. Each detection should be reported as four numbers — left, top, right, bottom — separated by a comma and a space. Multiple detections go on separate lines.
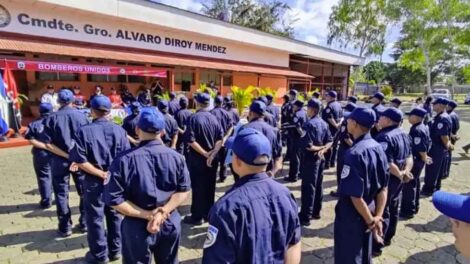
0, 59, 167, 78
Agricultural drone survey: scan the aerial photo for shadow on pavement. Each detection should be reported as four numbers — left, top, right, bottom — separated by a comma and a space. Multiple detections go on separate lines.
400, 244, 459, 264
301, 246, 334, 262
302, 223, 334, 239
0, 203, 40, 215
405, 215, 452, 233
23, 205, 79, 218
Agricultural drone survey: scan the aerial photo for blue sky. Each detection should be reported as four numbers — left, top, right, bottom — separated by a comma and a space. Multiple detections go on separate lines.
153, 0, 400, 62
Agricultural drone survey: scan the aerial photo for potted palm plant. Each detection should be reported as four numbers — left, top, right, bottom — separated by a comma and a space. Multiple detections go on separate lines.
231, 85, 256, 115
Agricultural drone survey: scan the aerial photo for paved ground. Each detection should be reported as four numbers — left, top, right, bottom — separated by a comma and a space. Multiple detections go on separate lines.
1, 111, 470, 263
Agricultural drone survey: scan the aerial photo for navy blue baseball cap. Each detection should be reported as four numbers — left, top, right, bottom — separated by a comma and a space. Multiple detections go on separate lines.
138, 109, 165, 133
39, 103, 53, 114
381, 107, 403, 123
157, 100, 169, 111
307, 99, 321, 109
91, 95, 112, 111
433, 97, 450, 105
313, 91, 320, 98
348, 107, 376, 129
250, 100, 266, 115
348, 96, 358, 103
433, 191, 470, 223
214, 95, 223, 104
293, 100, 304, 108
58, 89, 74, 104
373, 92, 385, 101
258, 96, 268, 104
448, 100, 458, 109
391, 98, 402, 106
408, 107, 427, 118
343, 102, 357, 113
266, 94, 274, 101
130, 101, 140, 110
289, 89, 298, 96
195, 93, 211, 104
223, 96, 232, 103
179, 96, 189, 106
225, 128, 272, 166
169, 92, 176, 98
327, 91, 337, 98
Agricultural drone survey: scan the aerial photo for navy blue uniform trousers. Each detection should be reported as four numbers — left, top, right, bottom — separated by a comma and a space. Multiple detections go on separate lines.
299, 157, 323, 221
401, 158, 425, 216
32, 151, 52, 206
423, 147, 447, 193
288, 136, 302, 180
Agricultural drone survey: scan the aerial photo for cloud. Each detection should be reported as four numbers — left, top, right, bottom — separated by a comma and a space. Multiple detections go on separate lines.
152, 0, 203, 12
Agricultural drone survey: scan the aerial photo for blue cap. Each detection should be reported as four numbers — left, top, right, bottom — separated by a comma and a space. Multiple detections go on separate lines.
39, 103, 53, 114
373, 92, 385, 101
179, 97, 189, 107
433, 191, 470, 223
130, 101, 140, 110
448, 100, 458, 108
289, 89, 298, 95
223, 96, 232, 103
313, 91, 320, 98
307, 99, 321, 109
343, 102, 357, 113
293, 100, 304, 108
157, 100, 169, 111
138, 93, 151, 105
408, 107, 427, 118
348, 96, 358, 103
327, 91, 337, 98
195, 93, 211, 104
391, 98, 402, 106
215, 95, 223, 105
381, 107, 403, 123
58, 89, 74, 104
225, 128, 272, 166
249, 101, 266, 115
348, 107, 376, 129
266, 94, 274, 101
91, 95, 112, 111
258, 96, 268, 104
169, 92, 176, 99
433, 97, 450, 105
138, 109, 165, 133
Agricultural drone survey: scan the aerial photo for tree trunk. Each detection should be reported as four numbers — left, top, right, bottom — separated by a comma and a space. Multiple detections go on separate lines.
420, 40, 433, 95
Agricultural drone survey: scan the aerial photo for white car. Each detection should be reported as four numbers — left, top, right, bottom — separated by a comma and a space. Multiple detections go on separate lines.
430, 89, 451, 100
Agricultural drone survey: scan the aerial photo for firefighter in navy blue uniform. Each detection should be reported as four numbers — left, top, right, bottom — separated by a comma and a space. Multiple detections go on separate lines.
211, 96, 234, 183
282, 90, 298, 157
266, 94, 281, 124
390, 98, 402, 108
244, 101, 283, 179
157, 100, 179, 149
348, 96, 358, 104
202, 128, 301, 263
312, 91, 321, 99
422, 98, 453, 196
223, 97, 240, 125
400, 108, 431, 219
40, 89, 89, 237
25, 103, 54, 209
330, 102, 357, 197
182, 93, 224, 225
298, 99, 333, 225
281, 94, 291, 148
334, 107, 389, 264
284, 99, 307, 183
258, 96, 278, 128
122, 101, 140, 146
372, 107, 413, 256
423, 96, 433, 125
174, 97, 193, 155
69, 95, 131, 263
321, 91, 343, 169
103, 110, 191, 264
370, 92, 386, 138
168, 92, 180, 116
443, 100, 460, 179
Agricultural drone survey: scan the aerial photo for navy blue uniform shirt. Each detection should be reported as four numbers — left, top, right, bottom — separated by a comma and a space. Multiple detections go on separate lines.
292, 109, 307, 137
162, 113, 179, 146
226, 108, 240, 125
104, 140, 191, 209
69, 117, 131, 170
301, 116, 333, 154
409, 122, 431, 158
184, 109, 224, 154
122, 113, 139, 140
338, 133, 390, 206
430, 112, 452, 149
168, 99, 180, 116
448, 111, 460, 136
244, 118, 282, 159
375, 126, 412, 169
266, 103, 280, 123
174, 109, 193, 130
202, 172, 300, 264
41, 105, 89, 152
210, 106, 233, 135
321, 101, 343, 132
337, 120, 351, 149
25, 117, 50, 157
372, 103, 386, 120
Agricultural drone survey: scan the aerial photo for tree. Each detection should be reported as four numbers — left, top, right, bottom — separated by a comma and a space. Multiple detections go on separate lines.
327, 0, 391, 58
384, 63, 426, 92
364, 61, 387, 85
201, 0, 295, 37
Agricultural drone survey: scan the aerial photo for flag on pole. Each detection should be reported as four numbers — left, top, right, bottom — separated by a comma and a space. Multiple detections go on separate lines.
3, 61, 20, 110
0, 69, 6, 99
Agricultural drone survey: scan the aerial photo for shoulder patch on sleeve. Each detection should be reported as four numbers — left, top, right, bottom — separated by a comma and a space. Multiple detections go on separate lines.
203, 225, 219, 249
341, 165, 351, 179
104, 171, 111, 185
325, 108, 331, 113
341, 126, 346, 132
380, 142, 388, 151
414, 137, 421, 145
293, 117, 298, 123
437, 123, 443, 129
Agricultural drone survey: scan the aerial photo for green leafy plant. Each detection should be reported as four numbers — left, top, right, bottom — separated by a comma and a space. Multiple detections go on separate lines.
154, 91, 170, 101
231, 85, 256, 115
17, 93, 29, 106
112, 115, 123, 126
197, 83, 217, 98
256, 87, 275, 97
381, 85, 393, 99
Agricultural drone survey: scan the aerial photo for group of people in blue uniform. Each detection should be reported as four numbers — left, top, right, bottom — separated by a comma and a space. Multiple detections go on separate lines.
24, 85, 460, 263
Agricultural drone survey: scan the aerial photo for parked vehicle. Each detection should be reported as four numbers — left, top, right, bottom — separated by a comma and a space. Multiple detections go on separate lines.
464, 93, 470, 104
430, 89, 451, 100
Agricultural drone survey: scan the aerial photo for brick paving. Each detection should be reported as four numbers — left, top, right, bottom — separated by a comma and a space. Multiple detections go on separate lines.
1, 117, 470, 263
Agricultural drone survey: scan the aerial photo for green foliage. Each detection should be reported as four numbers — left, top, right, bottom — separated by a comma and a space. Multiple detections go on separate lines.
201, 0, 295, 37
457, 65, 470, 84
327, 0, 390, 57
256, 87, 275, 97
231, 85, 256, 115
380, 85, 393, 99
197, 83, 217, 98
364, 61, 387, 85
112, 115, 123, 126
17, 93, 29, 106
349, 66, 368, 88
154, 91, 170, 101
